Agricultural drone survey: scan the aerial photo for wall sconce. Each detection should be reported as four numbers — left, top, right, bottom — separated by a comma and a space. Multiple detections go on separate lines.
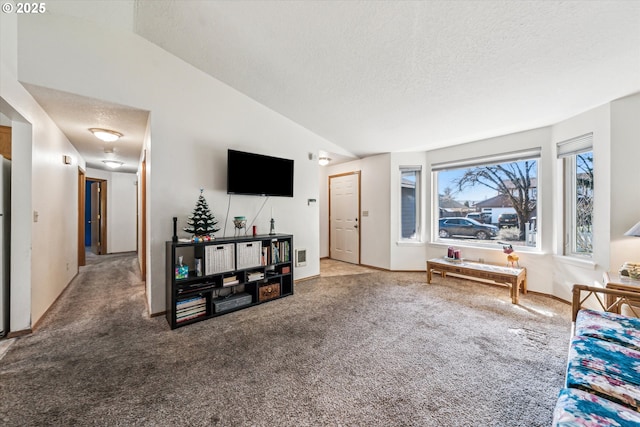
89, 128, 122, 142
62, 155, 72, 165
318, 156, 331, 166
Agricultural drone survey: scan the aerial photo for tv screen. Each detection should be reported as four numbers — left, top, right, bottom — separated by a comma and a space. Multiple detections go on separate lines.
227, 149, 294, 197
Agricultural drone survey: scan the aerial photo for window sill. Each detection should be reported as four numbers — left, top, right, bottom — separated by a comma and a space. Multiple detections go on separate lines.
429, 239, 543, 254
396, 240, 426, 247
552, 254, 596, 269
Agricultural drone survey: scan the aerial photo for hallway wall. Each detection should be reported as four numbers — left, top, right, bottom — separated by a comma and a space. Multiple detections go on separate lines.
86, 168, 137, 254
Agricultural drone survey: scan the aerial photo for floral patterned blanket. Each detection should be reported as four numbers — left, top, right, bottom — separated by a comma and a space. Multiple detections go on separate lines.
553, 309, 640, 426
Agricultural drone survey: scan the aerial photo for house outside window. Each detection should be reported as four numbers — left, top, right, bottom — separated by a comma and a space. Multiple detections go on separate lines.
400, 166, 421, 241
432, 149, 540, 248
558, 134, 593, 257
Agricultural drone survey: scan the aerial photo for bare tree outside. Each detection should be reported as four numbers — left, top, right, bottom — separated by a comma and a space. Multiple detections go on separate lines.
454, 161, 537, 239
575, 152, 594, 253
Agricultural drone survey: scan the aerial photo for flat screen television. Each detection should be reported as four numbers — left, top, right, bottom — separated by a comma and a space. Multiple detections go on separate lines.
227, 149, 294, 197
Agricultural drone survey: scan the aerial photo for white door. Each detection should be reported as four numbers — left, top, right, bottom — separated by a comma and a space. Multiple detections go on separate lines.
330, 172, 360, 264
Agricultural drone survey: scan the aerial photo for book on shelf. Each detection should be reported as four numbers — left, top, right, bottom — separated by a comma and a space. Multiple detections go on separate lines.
177, 304, 206, 317
247, 271, 264, 281
177, 311, 206, 323
176, 296, 206, 309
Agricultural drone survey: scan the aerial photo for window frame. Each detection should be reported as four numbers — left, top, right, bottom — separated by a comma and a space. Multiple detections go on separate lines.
557, 133, 593, 258
561, 146, 593, 258
431, 148, 541, 250
399, 166, 422, 242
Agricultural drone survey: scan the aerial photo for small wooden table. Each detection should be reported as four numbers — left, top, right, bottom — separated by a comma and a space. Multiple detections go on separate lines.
426, 257, 527, 304
603, 272, 640, 314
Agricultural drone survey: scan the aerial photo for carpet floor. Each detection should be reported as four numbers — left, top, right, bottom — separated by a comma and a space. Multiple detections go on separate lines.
0, 253, 571, 426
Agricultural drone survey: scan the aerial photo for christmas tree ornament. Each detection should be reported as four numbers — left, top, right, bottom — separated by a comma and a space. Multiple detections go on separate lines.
184, 189, 220, 241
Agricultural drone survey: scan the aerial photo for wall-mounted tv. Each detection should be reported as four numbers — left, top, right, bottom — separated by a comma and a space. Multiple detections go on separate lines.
227, 149, 294, 197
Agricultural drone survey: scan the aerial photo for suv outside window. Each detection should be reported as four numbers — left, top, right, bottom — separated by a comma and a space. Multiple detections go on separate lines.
466, 212, 491, 224
498, 213, 518, 228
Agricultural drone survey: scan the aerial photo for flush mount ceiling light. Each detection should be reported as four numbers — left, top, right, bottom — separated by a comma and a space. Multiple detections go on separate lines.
89, 128, 122, 142
318, 156, 332, 166
102, 160, 124, 169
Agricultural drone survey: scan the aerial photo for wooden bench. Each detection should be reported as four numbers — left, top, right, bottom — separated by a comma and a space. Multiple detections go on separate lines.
426, 257, 527, 304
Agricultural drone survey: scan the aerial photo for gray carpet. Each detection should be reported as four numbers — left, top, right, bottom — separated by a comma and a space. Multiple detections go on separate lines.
0, 253, 571, 426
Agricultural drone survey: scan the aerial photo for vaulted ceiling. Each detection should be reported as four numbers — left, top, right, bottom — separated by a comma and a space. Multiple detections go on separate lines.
29, 1, 640, 169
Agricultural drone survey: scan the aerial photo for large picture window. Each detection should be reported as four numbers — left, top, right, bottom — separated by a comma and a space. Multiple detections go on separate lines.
400, 166, 421, 241
432, 149, 540, 248
558, 134, 593, 257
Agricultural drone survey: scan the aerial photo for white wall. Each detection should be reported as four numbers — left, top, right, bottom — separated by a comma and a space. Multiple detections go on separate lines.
86, 168, 137, 253
16, 13, 350, 314
2, 9, 86, 329
550, 104, 610, 300
321, 154, 391, 269
390, 152, 428, 270
610, 94, 640, 272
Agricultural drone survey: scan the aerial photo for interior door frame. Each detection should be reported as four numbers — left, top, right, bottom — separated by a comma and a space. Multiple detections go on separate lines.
86, 177, 108, 255
139, 150, 147, 280
328, 171, 361, 264
77, 168, 86, 267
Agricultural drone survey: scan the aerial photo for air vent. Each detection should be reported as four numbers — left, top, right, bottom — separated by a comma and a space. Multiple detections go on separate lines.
295, 248, 307, 267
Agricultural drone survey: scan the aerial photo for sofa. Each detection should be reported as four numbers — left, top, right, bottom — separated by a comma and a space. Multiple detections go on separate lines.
552, 285, 640, 426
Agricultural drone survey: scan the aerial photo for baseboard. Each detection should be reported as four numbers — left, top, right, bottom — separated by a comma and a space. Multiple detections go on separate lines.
150, 311, 166, 318
7, 328, 32, 338
295, 274, 320, 283
526, 290, 570, 305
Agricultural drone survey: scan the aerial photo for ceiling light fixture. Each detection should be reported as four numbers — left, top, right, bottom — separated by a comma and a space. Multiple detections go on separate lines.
89, 128, 122, 142
102, 160, 124, 169
318, 156, 332, 166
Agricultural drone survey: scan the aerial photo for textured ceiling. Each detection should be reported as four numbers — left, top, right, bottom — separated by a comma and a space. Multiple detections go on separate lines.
24, 84, 148, 173
133, 0, 640, 157
28, 1, 640, 169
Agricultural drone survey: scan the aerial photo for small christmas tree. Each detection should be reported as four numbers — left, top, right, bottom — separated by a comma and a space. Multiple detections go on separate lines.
184, 189, 220, 239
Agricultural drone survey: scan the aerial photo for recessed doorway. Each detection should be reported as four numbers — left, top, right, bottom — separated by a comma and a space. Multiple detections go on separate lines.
85, 178, 107, 255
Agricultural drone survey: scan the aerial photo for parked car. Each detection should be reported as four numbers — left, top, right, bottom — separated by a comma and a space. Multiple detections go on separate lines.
466, 212, 492, 224
498, 213, 519, 228
438, 217, 499, 240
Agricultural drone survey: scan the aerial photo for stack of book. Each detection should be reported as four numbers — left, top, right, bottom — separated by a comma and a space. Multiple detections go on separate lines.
247, 271, 264, 282
176, 296, 207, 323
223, 275, 239, 287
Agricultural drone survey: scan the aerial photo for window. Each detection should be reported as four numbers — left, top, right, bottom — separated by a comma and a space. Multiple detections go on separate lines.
558, 134, 593, 257
400, 166, 421, 240
432, 149, 540, 247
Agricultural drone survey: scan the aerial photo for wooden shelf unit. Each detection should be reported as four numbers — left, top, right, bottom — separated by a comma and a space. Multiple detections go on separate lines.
166, 233, 294, 329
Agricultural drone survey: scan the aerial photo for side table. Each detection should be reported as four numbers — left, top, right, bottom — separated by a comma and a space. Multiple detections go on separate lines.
603, 272, 640, 314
